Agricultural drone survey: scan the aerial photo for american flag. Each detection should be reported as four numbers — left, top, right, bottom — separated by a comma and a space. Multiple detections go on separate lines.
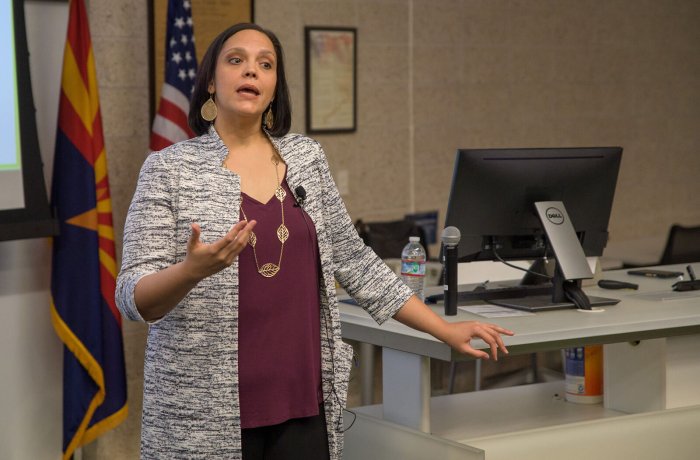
150, 0, 197, 151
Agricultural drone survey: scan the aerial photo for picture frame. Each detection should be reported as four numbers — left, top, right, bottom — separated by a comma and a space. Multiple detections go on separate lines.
305, 27, 357, 134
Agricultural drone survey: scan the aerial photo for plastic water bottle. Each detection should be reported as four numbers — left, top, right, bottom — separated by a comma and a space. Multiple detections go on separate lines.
401, 236, 426, 301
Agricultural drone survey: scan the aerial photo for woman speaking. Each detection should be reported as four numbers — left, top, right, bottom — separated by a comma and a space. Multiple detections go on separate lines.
116, 22, 513, 460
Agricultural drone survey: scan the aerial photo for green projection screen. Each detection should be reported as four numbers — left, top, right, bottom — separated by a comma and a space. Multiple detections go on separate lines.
0, 0, 56, 241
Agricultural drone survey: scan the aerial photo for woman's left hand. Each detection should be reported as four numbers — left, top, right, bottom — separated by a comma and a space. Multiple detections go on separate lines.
442, 321, 514, 360
393, 296, 515, 360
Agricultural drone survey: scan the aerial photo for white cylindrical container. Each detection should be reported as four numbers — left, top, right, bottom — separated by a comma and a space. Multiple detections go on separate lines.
564, 345, 603, 404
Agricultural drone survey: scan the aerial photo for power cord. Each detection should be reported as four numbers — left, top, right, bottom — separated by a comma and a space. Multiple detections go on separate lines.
491, 238, 552, 280
321, 302, 357, 433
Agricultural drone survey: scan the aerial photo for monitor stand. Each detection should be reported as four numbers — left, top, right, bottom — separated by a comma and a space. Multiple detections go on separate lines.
491, 201, 620, 312
490, 293, 619, 312
489, 263, 620, 311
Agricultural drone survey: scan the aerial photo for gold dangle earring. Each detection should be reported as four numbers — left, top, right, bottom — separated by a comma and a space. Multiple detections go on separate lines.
264, 101, 274, 130
200, 92, 217, 122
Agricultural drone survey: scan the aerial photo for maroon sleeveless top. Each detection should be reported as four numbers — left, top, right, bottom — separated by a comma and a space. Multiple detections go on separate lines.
238, 177, 323, 429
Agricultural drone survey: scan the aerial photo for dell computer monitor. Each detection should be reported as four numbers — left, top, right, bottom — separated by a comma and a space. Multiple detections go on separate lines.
444, 147, 623, 311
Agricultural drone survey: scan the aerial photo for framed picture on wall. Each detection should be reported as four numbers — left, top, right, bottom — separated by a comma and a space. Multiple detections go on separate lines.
305, 27, 357, 134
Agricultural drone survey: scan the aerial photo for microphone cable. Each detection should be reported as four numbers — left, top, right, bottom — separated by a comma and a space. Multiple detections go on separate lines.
297, 184, 357, 433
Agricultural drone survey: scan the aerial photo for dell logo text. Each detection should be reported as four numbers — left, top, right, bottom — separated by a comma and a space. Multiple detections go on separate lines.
545, 207, 565, 225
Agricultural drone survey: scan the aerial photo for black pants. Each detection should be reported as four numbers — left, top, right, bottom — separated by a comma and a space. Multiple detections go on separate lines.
241, 407, 330, 460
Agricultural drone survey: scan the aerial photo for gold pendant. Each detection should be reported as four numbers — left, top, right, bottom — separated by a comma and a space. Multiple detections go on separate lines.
277, 224, 289, 243
248, 231, 257, 247
275, 186, 286, 202
259, 263, 280, 277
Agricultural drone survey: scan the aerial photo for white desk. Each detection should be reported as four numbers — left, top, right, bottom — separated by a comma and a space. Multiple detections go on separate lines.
340, 263, 700, 449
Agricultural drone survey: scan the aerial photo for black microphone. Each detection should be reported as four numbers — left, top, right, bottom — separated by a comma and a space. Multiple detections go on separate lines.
294, 186, 307, 207
442, 226, 461, 316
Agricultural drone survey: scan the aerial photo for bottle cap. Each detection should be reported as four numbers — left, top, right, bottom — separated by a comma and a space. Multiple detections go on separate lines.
409, 236, 420, 242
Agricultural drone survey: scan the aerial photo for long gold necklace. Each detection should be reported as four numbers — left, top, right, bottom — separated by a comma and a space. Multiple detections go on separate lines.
239, 157, 288, 278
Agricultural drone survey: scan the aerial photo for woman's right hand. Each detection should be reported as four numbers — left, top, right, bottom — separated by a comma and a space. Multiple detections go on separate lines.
182, 220, 257, 281
134, 220, 256, 321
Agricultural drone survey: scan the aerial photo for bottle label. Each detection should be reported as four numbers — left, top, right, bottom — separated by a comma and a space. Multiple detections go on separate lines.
401, 260, 425, 276
565, 346, 603, 397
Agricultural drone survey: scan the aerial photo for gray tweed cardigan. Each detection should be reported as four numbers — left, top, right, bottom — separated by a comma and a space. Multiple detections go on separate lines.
116, 127, 413, 459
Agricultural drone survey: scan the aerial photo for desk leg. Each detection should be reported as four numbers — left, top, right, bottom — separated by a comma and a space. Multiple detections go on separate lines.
667, 334, 700, 408
359, 342, 375, 406
604, 339, 666, 413
382, 347, 431, 433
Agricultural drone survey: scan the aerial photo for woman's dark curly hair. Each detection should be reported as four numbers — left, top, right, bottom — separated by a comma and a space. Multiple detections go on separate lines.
188, 23, 291, 137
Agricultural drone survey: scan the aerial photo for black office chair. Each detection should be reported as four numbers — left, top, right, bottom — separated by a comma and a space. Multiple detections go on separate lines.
659, 225, 700, 265
354, 219, 429, 259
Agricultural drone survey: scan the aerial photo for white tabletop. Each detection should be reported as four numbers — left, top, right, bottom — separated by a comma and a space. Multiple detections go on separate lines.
339, 263, 700, 361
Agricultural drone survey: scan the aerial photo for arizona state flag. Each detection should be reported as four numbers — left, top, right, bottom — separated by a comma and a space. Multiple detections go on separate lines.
50, 0, 127, 458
